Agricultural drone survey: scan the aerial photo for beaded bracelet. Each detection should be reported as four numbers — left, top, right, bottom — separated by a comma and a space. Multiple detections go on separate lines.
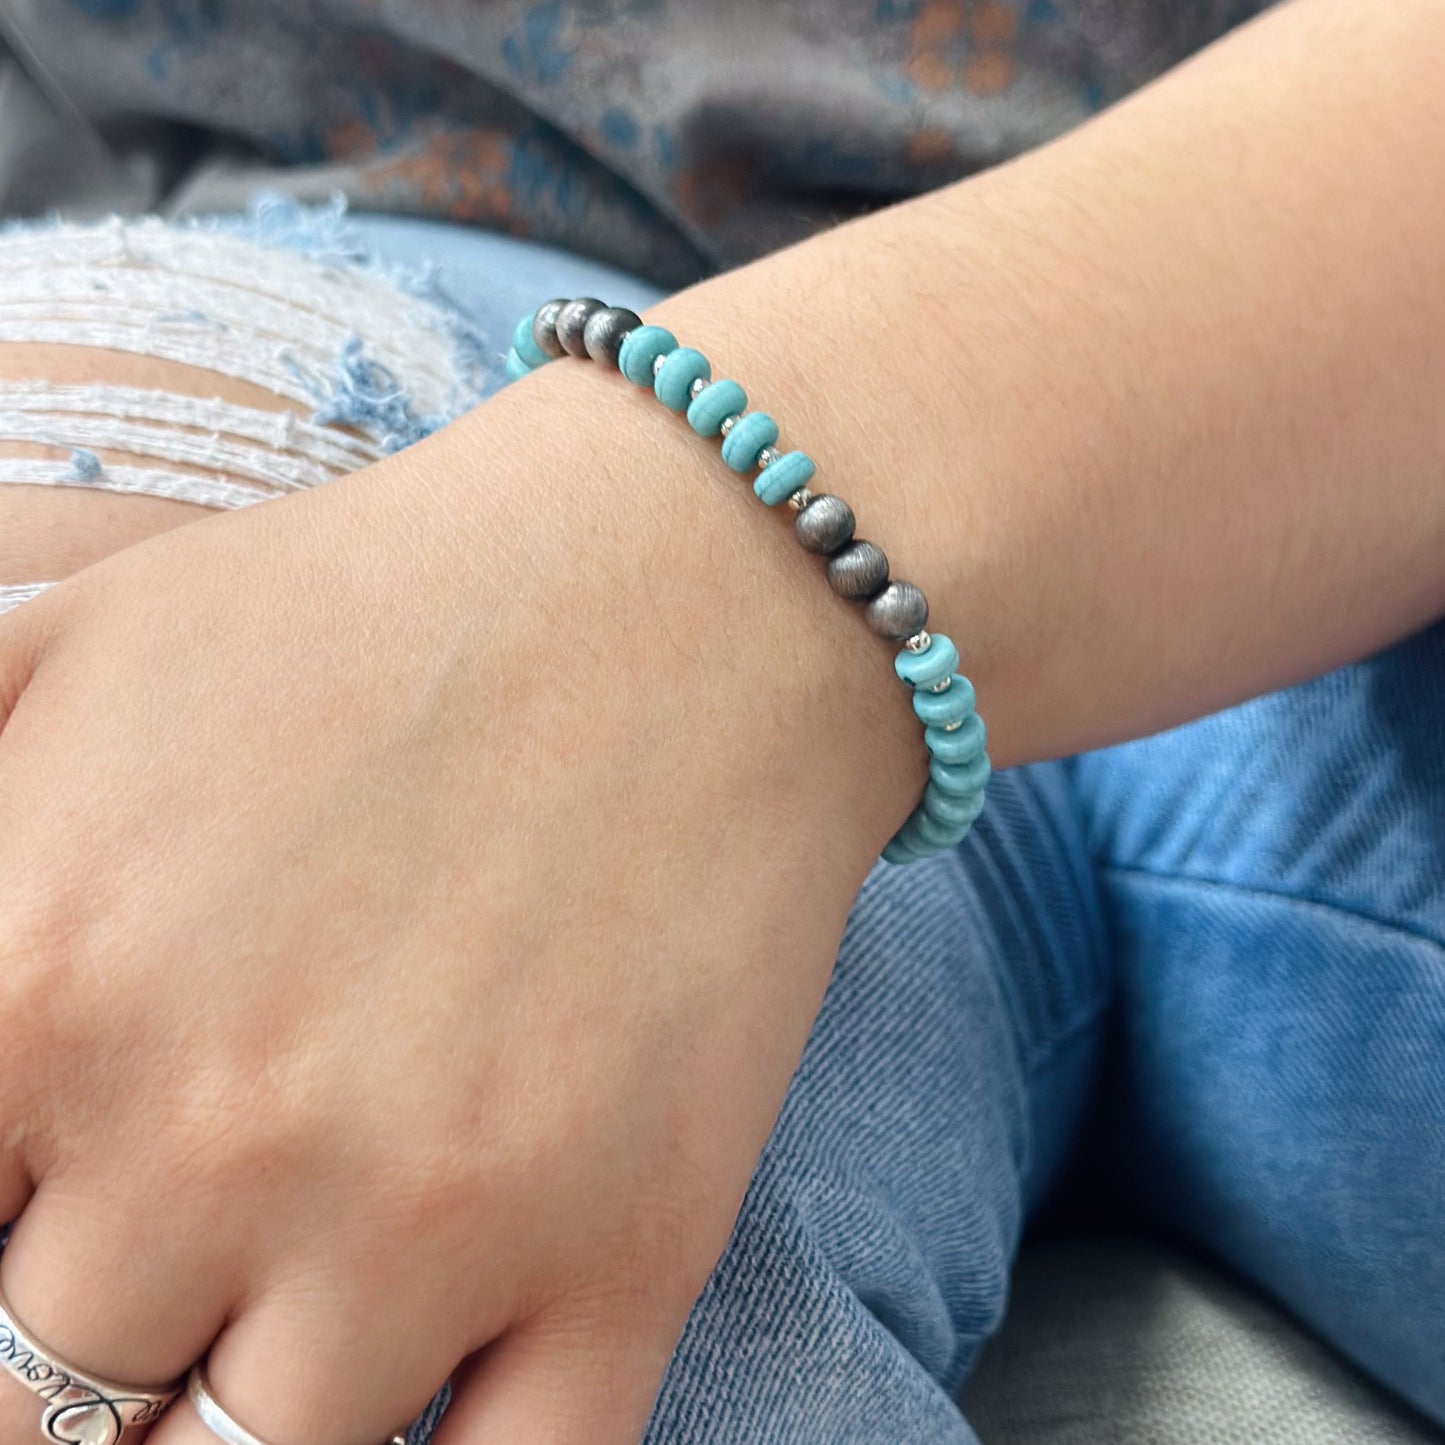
504, 297, 990, 866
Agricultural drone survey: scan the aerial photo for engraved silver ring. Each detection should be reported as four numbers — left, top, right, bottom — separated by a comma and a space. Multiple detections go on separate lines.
0, 1285, 182, 1445
188, 1365, 406, 1445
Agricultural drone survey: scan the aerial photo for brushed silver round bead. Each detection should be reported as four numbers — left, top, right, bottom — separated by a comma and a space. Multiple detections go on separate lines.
689, 375, 709, 401
719, 413, 743, 438
905, 630, 931, 653
531, 298, 570, 359
756, 445, 781, 468
826, 539, 890, 601
787, 486, 814, 511
793, 493, 856, 555
582, 306, 642, 368
865, 580, 929, 641
556, 297, 604, 357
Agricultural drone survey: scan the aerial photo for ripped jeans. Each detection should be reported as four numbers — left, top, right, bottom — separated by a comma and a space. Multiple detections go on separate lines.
0, 205, 1441, 1442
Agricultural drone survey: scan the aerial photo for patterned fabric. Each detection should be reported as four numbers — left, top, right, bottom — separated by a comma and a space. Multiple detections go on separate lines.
0, 0, 1274, 286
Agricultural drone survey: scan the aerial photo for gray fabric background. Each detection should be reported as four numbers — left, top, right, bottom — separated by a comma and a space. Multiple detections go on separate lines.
963, 1239, 1445, 1443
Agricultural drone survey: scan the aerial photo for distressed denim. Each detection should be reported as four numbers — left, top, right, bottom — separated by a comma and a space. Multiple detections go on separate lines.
0, 208, 1439, 1441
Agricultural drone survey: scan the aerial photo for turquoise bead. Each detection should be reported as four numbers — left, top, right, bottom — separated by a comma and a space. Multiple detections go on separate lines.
618, 324, 678, 385
894, 633, 959, 689
687, 379, 747, 436
911, 674, 976, 727
891, 815, 934, 858
903, 808, 960, 852
654, 347, 711, 410
923, 785, 986, 829
881, 833, 926, 866
721, 412, 779, 472
925, 713, 987, 763
504, 348, 531, 382
930, 753, 992, 797
754, 450, 815, 506
512, 313, 548, 369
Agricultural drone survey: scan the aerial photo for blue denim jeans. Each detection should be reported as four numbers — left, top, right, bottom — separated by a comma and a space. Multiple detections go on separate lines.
5, 210, 1443, 1441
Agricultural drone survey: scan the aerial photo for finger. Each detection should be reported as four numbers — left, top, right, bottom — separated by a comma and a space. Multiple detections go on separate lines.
147, 1281, 461, 1445
432, 1314, 677, 1445
0, 1168, 32, 1233
0, 1175, 234, 1434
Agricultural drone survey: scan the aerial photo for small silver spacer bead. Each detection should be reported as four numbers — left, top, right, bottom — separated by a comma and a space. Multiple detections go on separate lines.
929, 677, 952, 693
756, 445, 780, 468
788, 486, 814, 511
904, 630, 931, 653
719, 413, 743, 437
689, 376, 709, 401
652, 352, 668, 378
943, 718, 964, 731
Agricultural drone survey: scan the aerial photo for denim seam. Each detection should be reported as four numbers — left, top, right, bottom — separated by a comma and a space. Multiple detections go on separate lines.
1099, 862, 1445, 959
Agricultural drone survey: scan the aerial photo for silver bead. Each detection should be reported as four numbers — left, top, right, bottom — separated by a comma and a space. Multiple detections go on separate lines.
787, 487, 814, 511
793, 493, 856, 555
943, 718, 964, 731
531, 298, 569, 359
653, 351, 668, 378
689, 376, 709, 401
756, 445, 780, 468
865, 580, 930, 642
905, 630, 931, 653
582, 306, 643, 367
719, 413, 743, 438
556, 297, 604, 357
929, 677, 952, 693
825, 539, 890, 601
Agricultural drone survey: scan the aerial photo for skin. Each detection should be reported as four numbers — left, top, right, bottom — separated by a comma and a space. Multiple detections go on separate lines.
0, 0, 1442, 1440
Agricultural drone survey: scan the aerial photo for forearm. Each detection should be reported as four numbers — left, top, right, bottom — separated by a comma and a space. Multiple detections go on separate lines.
642, 0, 1445, 771
422, 0, 1444, 871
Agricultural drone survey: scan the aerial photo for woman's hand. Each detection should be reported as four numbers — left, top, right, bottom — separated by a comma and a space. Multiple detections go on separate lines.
0, 363, 920, 1445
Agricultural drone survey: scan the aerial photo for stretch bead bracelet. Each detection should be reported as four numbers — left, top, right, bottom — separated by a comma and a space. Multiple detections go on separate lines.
505, 298, 991, 865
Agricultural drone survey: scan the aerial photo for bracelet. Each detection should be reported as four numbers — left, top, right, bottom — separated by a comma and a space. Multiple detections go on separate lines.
504, 297, 991, 865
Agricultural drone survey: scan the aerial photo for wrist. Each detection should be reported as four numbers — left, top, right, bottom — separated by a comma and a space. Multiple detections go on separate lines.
386, 358, 928, 890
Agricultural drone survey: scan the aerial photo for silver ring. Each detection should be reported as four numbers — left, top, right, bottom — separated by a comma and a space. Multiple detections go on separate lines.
188, 1365, 406, 1445
0, 1285, 181, 1444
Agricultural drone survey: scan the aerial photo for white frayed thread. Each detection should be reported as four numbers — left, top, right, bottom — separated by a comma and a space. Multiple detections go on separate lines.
0, 384, 384, 470
0, 410, 344, 492
0, 582, 54, 616
0, 459, 273, 510
0, 222, 468, 415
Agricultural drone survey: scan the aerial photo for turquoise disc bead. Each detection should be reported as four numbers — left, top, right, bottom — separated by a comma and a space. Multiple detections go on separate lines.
754, 450, 815, 506
923, 785, 986, 829
881, 834, 926, 866
891, 815, 934, 859
503, 348, 531, 382
618, 324, 678, 385
512, 313, 548, 369
930, 752, 992, 797
912, 674, 976, 727
687, 379, 747, 436
903, 807, 960, 852
894, 633, 959, 689
654, 347, 711, 410
721, 412, 779, 472
925, 713, 987, 763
